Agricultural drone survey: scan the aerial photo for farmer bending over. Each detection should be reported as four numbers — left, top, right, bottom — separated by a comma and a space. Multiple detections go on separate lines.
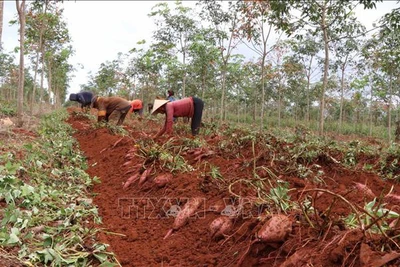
130, 99, 144, 117
151, 97, 204, 138
69, 91, 93, 111
91, 96, 132, 126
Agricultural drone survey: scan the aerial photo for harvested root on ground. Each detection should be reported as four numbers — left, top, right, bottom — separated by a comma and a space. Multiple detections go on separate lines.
164, 197, 203, 239
237, 214, 292, 266
257, 214, 292, 243
384, 193, 400, 204
353, 182, 375, 198
123, 174, 139, 190
125, 153, 135, 160
139, 167, 153, 186
209, 216, 233, 239
122, 160, 134, 167
193, 150, 216, 162
154, 173, 172, 188
127, 146, 138, 154
124, 163, 142, 175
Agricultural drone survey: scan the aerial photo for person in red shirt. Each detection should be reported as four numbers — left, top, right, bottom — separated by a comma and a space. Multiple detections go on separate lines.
130, 99, 143, 117
91, 96, 132, 125
151, 97, 204, 138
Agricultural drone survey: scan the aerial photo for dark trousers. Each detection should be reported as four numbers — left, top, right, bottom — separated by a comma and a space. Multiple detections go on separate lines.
191, 97, 204, 135
133, 108, 143, 116
106, 105, 131, 125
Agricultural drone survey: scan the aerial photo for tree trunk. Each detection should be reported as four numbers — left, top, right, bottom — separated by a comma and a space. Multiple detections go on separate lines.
319, 3, 329, 136
31, 50, 40, 114
388, 72, 392, 143
182, 50, 186, 98
55, 84, 59, 108
260, 55, 266, 130
0, 0, 4, 48
47, 59, 53, 108
237, 99, 240, 123
30, 2, 48, 115
369, 77, 373, 136
253, 88, 257, 122
220, 65, 227, 122
39, 49, 45, 113
306, 57, 313, 124
278, 84, 281, 128
16, 0, 26, 127
339, 55, 348, 133
201, 68, 206, 100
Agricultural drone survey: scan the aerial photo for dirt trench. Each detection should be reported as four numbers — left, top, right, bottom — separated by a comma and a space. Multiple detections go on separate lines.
67, 108, 400, 267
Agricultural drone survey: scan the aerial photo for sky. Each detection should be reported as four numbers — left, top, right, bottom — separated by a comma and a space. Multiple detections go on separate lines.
2, 1, 399, 96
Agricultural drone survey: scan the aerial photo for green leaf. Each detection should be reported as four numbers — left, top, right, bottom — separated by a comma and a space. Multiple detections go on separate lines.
21, 184, 35, 197
5, 161, 18, 175
365, 198, 376, 211
94, 253, 108, 263
42, 234, 53, 247
98, 261, 118, 267
37, 248, 55, 264
32, 206, 39, 215
7, 233, 20, 244
36, 160, 43, 168
7, 228, 20, 244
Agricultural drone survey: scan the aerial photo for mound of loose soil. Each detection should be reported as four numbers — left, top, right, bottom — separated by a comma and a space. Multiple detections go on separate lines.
66, 107, 400, 267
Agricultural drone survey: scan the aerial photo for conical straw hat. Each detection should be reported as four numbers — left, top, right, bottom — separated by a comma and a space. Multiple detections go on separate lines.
151, 99, 169, 114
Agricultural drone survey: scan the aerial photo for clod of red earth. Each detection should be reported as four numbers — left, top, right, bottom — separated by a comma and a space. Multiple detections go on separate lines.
207, 199, 226, 213
360, 242, 400, 267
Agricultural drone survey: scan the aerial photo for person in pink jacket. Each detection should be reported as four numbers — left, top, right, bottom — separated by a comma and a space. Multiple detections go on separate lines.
151, 97, 204, 138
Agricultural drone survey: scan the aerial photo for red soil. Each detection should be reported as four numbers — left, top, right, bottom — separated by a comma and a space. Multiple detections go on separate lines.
66, 108, 400, 267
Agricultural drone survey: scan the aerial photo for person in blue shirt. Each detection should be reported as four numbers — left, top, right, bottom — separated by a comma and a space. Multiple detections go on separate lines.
167, 90, 176, 102
69, 91, 93, 112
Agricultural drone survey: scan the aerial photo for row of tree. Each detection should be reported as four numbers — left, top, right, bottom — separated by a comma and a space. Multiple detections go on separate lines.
1, 0, 73, 126
1, 0, 400, 141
